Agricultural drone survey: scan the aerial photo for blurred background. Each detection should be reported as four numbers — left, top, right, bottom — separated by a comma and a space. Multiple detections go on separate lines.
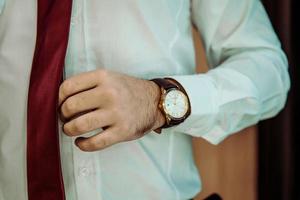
192, 0, 298, 199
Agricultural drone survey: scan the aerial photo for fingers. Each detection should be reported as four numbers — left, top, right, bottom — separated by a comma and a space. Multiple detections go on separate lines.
59, 69, 107, 105
60, 87, 105, 120
63, 109, 113, 136
75, 127, 121, 152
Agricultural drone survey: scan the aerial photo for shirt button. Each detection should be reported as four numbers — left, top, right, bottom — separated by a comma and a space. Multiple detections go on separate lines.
79, 167, 90, 177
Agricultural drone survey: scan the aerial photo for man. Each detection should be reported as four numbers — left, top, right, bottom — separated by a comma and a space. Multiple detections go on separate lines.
0, 0, 290, 200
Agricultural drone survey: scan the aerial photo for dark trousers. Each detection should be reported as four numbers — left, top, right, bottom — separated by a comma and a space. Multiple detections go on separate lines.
190, 193, 222, 200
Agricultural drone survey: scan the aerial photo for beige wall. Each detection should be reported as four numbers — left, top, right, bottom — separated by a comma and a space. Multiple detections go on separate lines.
193, 127, 258, 200
192, 28, 258, 200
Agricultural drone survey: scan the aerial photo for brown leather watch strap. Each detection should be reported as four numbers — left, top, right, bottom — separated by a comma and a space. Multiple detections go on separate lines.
150, 78, 179, 91
150, 78, 191, 133
165, 78, 190, 97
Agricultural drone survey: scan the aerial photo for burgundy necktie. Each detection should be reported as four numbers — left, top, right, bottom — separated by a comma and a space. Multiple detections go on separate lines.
27, 0, 72, 199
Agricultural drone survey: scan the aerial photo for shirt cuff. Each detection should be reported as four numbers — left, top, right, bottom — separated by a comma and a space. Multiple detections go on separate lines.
164, 74, 225, 145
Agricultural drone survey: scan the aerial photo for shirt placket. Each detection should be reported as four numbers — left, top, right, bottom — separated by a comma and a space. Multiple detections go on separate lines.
67, 0, 103, 200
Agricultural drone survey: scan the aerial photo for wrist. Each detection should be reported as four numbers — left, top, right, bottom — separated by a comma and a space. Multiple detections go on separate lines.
148, 80, 166, 131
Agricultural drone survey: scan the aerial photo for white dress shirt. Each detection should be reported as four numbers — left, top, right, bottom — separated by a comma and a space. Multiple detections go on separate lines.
0, 0, 290, 200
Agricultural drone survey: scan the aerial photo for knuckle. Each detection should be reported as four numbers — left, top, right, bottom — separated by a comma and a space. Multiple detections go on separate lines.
60, 80, 73, 96
91, 116, 101, 128
88, 139, 101, 150
83, 116, 97, 131
63, 99, 77, 116
106, 87, 118, 100
97, 69, 108, 77
96, 69, 108, 82
63, 124, 72, 136
73, 119, 86, 133
120, 122, 131, 133
99, 138, 109, 149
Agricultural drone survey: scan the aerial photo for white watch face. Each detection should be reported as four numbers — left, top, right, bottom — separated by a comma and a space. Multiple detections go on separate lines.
163, 89, 189, 119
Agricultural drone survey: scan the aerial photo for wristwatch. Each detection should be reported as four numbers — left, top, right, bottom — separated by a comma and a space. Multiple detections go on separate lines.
150, 78, 191, 133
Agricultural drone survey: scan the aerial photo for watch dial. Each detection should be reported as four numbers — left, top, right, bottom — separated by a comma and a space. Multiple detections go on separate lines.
163, 89, 189, 119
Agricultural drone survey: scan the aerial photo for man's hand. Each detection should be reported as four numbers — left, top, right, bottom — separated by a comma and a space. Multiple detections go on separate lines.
58, 69, 165, 152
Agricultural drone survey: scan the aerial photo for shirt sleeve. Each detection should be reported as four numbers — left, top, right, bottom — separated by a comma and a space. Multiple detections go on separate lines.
166, 0, 290, 144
